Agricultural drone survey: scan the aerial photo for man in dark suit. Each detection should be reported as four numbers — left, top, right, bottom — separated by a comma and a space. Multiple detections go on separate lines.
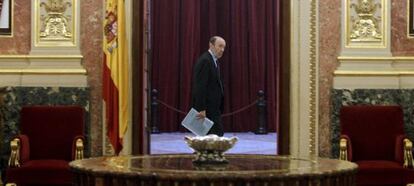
192, 36, 226, 136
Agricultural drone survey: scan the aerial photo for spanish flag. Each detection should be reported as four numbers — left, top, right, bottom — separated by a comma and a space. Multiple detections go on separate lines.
103, 0, 129, 155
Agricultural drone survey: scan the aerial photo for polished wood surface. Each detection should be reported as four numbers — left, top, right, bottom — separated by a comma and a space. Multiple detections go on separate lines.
69, 154, 357, 186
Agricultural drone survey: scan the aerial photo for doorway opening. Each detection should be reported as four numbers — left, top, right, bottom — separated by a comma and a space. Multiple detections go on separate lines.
132, 0, 291, 155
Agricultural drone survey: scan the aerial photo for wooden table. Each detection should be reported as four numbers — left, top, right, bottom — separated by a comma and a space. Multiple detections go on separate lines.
69, 154, 358, 186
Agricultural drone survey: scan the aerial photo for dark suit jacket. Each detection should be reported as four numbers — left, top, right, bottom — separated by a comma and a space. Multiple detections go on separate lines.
192, 51, 224, 132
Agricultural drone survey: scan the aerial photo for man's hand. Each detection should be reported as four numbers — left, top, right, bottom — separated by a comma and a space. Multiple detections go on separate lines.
196, 110, 206, 120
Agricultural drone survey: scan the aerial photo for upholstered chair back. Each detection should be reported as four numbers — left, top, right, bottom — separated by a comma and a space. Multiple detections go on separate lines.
20, 106, 84, 161
340, 105, 404, 161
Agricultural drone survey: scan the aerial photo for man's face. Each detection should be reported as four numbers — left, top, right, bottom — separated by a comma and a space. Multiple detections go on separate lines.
210, 38, 226, 59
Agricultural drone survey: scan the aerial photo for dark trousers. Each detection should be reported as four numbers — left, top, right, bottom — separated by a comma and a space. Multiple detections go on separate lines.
207, 112, 223, 136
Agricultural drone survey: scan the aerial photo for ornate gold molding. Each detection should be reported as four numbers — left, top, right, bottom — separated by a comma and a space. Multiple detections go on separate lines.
345, 0, 387, 48
34, 0, 77, 47
39, 0, 73, 40
309, 0, 317, 157
349, 0, 382, 41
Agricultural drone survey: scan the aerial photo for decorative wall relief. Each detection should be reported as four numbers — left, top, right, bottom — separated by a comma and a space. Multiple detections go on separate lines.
39, 0, 72, 40
34, 0, 79, 48
345, 0, 387, 48
331, 89, 414, 158
349, 0, 382, 41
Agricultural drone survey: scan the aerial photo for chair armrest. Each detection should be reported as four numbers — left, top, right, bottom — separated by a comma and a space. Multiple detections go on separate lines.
339, 135, 352, 161
403, 138, 414, 168
8, 135, 30, 167
395, 135, 414, 168
72, 135, 85, 160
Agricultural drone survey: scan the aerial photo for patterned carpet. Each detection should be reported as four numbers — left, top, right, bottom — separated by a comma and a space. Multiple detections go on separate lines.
150, 132, 277, 154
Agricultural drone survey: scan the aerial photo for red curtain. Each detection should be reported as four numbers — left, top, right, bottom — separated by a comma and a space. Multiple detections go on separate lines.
151, 0, 280, 132
0, 0, 3, 16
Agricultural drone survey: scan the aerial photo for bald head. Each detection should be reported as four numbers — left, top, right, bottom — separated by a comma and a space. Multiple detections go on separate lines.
209, 36, 226, 59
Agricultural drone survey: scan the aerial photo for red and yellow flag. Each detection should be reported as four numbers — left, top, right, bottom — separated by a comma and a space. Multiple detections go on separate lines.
103, 0, 129, 155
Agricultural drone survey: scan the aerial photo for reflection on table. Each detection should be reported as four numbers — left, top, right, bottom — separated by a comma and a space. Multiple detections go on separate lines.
69, 154, 358, 186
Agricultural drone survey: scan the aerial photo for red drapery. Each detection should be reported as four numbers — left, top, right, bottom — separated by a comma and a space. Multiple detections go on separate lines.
0, 0, 4, 16
151, 0, 280, 132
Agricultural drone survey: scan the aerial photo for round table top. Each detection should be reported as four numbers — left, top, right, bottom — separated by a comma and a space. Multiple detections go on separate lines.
69, 154, 357, 180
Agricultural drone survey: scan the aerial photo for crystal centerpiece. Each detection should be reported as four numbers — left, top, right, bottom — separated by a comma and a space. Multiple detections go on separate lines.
184, 135, 238, 164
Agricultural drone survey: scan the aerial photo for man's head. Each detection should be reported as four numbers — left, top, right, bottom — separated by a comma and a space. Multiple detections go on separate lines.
209, 36, 226, 59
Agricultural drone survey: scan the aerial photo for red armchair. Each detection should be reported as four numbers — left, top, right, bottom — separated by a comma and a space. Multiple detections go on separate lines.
5, 106, 85, 186
339, 105, 414, 186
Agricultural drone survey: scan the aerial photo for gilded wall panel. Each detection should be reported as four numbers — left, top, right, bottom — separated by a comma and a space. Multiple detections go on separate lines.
345, 0, 386, 48
34, 0, 77, 47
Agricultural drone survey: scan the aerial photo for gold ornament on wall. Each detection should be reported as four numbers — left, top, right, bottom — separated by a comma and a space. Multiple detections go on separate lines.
39, 0, 72, 40
349, 0, 382, 41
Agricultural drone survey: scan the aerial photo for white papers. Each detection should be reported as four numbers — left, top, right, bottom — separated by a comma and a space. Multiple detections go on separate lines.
181, 108, 214, 136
